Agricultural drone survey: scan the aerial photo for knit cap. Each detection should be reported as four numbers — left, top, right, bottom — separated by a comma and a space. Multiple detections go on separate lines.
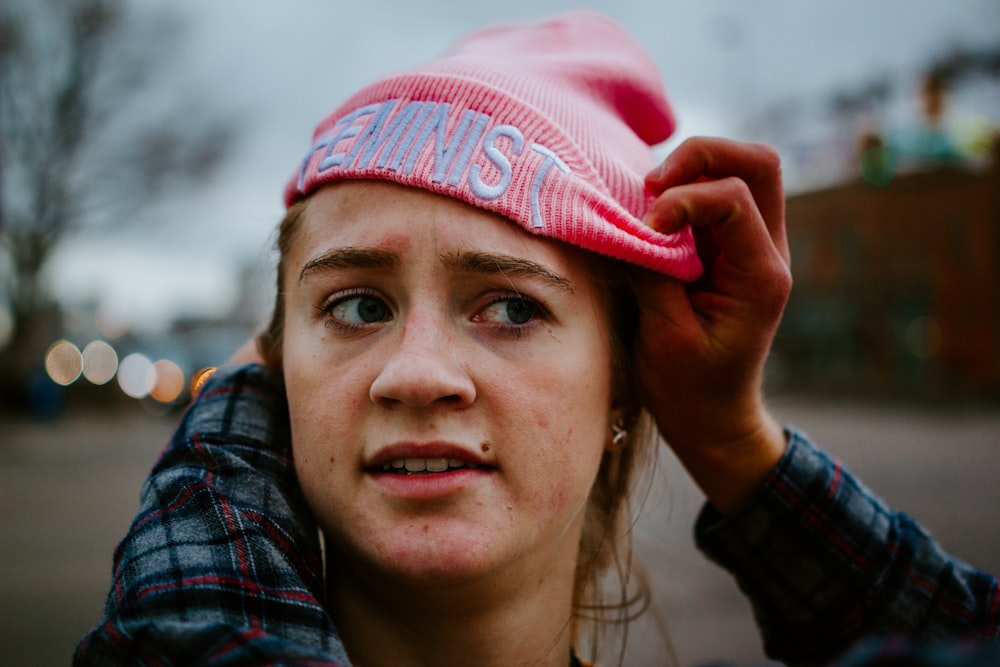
285, 10, 702, 280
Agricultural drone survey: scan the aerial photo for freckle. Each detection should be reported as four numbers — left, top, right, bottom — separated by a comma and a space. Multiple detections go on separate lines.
480, 441, 491, 453
423, 525, 429, 533
329, 456, 336, 464
506, 506, 513, 511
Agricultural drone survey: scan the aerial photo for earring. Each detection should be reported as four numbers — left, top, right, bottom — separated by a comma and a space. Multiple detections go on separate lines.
610, 419, 628, 448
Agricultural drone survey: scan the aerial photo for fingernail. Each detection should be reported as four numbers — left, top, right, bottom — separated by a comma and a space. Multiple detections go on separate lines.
645, 161, 668, 183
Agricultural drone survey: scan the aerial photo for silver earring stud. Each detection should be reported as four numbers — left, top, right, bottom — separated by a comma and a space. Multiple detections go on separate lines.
611, 420, 628, 447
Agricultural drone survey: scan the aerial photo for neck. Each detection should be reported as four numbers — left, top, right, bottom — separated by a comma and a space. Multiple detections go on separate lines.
327, 551, 578, 667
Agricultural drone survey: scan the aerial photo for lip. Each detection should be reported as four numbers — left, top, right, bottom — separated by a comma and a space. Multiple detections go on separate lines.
365, 441, 494, 500
366, 441, 492, 469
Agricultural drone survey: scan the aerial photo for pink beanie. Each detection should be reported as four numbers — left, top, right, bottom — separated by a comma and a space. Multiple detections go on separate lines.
285, 10, 702, 280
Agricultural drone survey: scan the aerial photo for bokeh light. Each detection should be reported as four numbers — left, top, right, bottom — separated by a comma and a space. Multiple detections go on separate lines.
95, 301, 131, 340
117, 353, 154, 398
905, 316, 942, 360
45, 340, 83, 386
81, 340, 119, 385
190, 367, 217, 396
148, 359, 185, 403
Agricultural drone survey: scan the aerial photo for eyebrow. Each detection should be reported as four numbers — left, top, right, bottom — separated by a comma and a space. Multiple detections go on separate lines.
441, 250, 575, 294
299, 247, 398, 283
298, 246, 574, 294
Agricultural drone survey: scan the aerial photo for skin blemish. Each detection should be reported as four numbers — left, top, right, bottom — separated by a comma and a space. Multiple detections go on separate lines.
423, 525, 429, 533
480, 441, 491, 453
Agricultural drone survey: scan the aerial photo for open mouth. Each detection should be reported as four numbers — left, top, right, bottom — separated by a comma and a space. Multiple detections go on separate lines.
379, 458, 480, 474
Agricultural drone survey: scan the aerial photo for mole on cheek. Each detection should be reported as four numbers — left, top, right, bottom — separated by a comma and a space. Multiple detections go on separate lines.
480, 441, 491, 453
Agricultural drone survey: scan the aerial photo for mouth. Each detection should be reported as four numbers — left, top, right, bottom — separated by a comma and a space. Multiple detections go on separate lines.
378, 458, 481, 475
366, 444, 492, 498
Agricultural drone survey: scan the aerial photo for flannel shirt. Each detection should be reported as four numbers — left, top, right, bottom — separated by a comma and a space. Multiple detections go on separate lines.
75, 364, 348, 666
696, 430, 1000, 665
75, 364, 999, 666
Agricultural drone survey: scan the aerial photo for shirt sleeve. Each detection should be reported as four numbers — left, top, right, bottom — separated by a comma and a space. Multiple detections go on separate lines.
74, 364, 351, 666
694, 429, 1000, 666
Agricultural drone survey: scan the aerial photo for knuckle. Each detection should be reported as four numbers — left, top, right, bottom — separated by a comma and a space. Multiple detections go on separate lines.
771, 264, 794, 307
751, 142, 783, 175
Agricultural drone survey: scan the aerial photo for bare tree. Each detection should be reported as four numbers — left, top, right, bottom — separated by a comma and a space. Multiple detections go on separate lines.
0, 0, 234, 406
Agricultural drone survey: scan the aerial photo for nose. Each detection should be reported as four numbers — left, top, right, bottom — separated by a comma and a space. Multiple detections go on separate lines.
369, 316, 476, 410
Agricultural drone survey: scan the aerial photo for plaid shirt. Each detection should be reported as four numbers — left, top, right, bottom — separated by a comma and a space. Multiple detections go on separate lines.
696, 424, 1000, 665
76, 364, 348, 666
76, 364, 999, 666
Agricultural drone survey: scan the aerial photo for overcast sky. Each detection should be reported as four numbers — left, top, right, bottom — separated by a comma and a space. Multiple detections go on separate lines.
47, 0, 1000, 334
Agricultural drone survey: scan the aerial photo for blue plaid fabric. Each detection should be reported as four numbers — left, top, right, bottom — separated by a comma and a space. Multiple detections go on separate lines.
697, 431, 1000, 665
76, 364, 999, 666
75, 364, 349, 666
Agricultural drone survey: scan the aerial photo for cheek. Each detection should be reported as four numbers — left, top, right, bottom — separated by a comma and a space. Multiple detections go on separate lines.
287, 399, 336, 484
283, 318, 368, 418
522, 396, 605, 515
282, 339, 371, 488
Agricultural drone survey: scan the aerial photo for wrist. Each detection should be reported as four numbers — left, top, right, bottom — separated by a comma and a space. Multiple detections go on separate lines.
664, 403, 787, 514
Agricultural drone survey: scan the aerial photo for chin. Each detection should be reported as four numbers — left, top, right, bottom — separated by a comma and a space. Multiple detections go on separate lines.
333, 521, 509, 585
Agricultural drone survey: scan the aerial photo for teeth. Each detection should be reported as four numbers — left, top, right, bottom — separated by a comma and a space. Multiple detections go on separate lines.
380, 458, 475, 474
426, 458, 449, 472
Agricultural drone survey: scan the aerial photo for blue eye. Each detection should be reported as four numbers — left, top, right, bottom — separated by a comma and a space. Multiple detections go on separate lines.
329, 295, 390, 325
480, 296, 539, 326
502, 298, 535, 324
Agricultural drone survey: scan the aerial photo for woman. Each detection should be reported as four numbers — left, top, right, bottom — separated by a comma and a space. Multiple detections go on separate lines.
77, 11, 999, 667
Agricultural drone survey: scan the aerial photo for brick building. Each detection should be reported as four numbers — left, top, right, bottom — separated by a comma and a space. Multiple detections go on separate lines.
774, 149, 1000, 401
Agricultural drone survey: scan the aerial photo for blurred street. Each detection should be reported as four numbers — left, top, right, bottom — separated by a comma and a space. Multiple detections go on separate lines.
1, 398, 999, 666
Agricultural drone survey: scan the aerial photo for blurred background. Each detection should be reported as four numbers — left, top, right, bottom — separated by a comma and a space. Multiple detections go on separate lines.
1, 1, 999, 665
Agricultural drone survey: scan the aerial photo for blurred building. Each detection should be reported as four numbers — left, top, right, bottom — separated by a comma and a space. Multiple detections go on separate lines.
774, 139, 1000, 401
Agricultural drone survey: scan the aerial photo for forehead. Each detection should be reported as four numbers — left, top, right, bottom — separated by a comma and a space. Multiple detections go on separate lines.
290, 180, 597, 276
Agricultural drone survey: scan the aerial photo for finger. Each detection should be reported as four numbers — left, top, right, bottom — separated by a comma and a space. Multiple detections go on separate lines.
227, 336, 267, 366
646, 137, 788, 266
646, 177, 782, 277
632, 271, 696, 330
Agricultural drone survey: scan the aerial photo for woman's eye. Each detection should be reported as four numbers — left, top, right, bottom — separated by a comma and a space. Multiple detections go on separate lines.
479, 296, 539, 326
328, 295, 390, 326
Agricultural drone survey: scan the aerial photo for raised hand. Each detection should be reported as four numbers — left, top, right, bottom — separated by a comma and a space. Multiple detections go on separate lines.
635, 137, 792, 512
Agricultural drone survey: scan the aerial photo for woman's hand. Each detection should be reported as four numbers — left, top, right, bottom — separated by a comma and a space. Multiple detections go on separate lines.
227, 334, 269, 367
635, 137, 792, 513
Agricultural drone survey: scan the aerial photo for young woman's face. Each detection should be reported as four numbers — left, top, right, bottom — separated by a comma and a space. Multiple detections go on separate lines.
282, 180, 615, 587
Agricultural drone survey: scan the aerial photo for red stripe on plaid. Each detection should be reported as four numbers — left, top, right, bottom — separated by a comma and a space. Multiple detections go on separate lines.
982, 581, 1000, 637
771, 462, 873, 570
135, 575, 319, 605
132, 482, 211, 532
